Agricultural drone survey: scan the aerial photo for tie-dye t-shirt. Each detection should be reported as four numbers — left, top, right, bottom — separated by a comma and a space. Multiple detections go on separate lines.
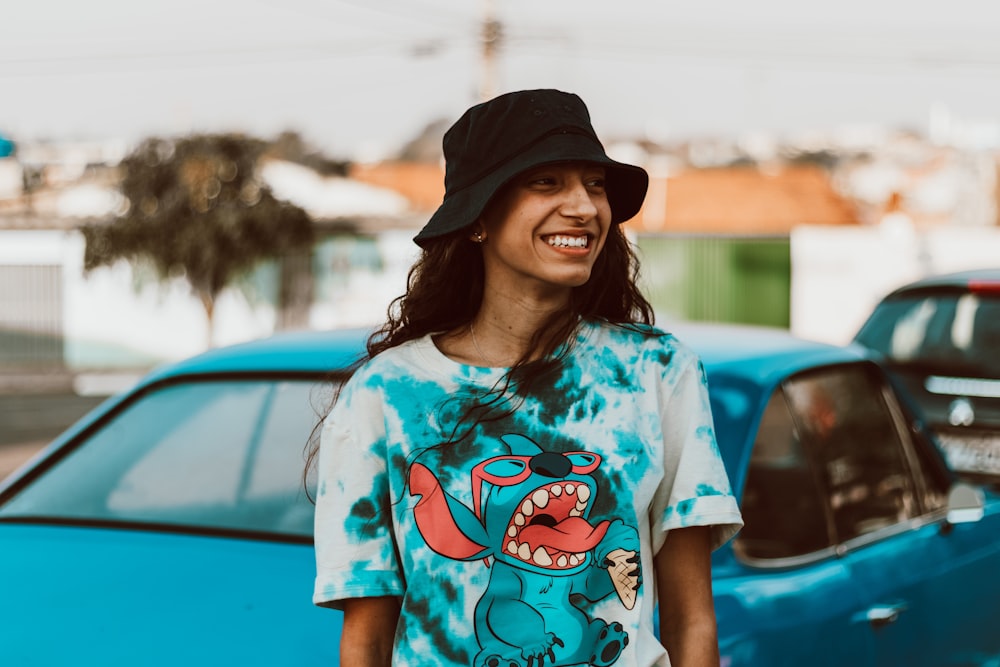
313, 319, 742, 667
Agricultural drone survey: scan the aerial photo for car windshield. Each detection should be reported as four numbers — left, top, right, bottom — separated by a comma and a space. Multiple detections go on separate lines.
856, 292, 1000, 376
0, 378, 335, 539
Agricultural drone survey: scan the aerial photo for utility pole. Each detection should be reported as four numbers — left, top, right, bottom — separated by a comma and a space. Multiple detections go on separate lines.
480, 0, 502, 101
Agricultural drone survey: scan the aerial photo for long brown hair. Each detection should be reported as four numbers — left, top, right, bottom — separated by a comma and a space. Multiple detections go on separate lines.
303, 222, 654, 495
371, 222, 652, 358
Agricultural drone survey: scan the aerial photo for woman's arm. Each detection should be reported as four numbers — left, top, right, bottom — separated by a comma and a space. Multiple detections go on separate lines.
341, 596, 402, 667
655, 526, 719, 667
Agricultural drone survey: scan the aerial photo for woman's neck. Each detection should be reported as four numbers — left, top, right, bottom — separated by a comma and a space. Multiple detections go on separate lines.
479, 282, 570, 358
436, 286, 571, 367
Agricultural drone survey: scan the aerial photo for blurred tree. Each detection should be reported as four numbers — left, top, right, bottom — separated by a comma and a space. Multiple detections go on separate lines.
82, 133, 314, 345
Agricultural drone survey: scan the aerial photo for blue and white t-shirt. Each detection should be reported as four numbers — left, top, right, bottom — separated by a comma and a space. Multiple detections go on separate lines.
313, 319, 742, 667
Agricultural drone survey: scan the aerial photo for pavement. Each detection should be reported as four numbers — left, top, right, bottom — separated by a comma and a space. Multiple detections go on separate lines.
0, 386, 109, 483
0, 440, 46, 481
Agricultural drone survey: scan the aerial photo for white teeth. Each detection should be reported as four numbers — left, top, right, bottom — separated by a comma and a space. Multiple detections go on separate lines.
533, 547, 553, 566
547, 234, 588, 248
507, 484, 594, 566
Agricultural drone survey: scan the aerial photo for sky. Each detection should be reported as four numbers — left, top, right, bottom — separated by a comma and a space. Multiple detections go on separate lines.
5, 0, 1000, 161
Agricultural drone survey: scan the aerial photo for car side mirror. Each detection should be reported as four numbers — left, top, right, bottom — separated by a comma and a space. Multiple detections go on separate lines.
946, 482, 985, 525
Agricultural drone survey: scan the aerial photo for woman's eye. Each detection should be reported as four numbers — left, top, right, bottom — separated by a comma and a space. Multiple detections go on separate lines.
586, 177, 606, 190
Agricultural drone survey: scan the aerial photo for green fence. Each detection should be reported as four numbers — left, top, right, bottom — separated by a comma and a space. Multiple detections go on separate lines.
637, 234, 791, 328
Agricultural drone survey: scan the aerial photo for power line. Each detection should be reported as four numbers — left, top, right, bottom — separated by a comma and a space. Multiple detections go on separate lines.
0, 35, 477, 76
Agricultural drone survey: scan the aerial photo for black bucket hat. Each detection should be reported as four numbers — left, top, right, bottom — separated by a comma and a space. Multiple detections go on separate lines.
413, 89, 649, 247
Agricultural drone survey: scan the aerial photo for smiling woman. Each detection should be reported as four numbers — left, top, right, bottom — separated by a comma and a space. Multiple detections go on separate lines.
308, 89, 742, 667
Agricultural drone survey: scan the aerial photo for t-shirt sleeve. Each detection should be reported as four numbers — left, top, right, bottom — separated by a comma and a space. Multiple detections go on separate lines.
312, 376, 404, 610
650, 345, 743, 554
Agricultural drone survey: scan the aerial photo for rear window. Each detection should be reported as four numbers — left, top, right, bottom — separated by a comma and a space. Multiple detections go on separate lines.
856, 292, 1000, 376
0, 379, 336, 539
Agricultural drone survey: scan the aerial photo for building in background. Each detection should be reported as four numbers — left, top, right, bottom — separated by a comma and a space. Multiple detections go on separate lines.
1, 125, 999, 382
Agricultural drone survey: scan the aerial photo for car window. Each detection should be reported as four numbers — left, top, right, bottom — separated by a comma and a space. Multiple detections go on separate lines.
735, 363, 949, 562
0, 379, 336, 538
735, 387, 833, 560
785, 367, 920, 541
857, 293, 1000, 374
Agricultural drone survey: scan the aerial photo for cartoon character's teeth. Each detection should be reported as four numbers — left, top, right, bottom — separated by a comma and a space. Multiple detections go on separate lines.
557, 555, 568, 567
507, 526, 517, 538
518, 543, 531, 560
531, 489, 549, 508
551, 485, 562, 497
514, 513, 525, 526
569, 554, 580, 566
521, 499, 534, 516
507, 541, 518, 555
547, 235, 588, 248
569, 508, 582, 517
565, 483, 576, 495
576, 485, 591, 502
575, 552, 587, 561
533, 547, 553, 566
575, 501, 587, 512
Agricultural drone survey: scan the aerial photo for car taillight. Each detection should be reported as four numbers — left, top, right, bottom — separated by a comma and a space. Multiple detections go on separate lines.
969, 280, 1000, 295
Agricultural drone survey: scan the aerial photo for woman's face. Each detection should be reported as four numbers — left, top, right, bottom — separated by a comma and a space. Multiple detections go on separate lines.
478, 162, 612, 298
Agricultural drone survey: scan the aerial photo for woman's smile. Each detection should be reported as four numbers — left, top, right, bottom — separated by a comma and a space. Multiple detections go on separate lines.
543, 234, 591, 250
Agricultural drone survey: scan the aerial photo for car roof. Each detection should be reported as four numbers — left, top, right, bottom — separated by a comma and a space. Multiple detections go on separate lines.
139, 327, 372, 386
667, 322, 870, 387
139, 321, 869, 393
883, 268, 1000, 298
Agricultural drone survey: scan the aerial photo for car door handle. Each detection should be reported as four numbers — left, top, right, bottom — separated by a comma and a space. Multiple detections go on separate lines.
865, 603, 909, 628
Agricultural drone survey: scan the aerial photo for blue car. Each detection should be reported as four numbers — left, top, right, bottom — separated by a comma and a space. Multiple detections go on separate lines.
1, 324, 997, 666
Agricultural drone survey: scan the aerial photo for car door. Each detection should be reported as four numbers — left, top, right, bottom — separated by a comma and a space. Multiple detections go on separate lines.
723, 375, 876, 666
784, 362, 1000, 666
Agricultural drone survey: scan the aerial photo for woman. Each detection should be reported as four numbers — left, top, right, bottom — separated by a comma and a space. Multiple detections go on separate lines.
311, 89, 742, 667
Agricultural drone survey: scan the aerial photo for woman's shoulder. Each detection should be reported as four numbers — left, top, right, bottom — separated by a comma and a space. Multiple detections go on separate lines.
350, 336, 431, 380
581, 319, 700, 372
583, 318, 689, 351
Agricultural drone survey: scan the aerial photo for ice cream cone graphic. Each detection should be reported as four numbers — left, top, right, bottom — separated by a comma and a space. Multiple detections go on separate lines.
606, 548, 638, 610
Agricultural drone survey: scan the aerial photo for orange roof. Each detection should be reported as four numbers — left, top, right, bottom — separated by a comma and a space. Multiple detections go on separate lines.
349, 161, 860, 234
350, 161, 445, 213
632, 164, 860, 234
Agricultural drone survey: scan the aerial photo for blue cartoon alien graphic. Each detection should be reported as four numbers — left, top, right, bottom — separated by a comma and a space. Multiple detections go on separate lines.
408, 434, 641, 667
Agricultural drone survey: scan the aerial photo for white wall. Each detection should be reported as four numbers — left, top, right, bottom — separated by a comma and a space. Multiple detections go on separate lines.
791, 225, 1000, 345
0, 230, 275, 368
0, 228, 419, 369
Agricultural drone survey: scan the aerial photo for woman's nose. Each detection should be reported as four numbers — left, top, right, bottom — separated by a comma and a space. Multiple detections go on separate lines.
560, 178, 599, 220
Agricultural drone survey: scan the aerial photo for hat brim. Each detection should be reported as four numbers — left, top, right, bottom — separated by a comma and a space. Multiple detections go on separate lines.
414, 133, 648, 247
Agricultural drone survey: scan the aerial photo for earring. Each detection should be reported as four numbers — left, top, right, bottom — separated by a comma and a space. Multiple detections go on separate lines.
472, 230, 484, 243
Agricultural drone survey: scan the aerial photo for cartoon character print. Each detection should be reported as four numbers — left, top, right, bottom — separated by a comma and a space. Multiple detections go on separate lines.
408, 434, 641, 667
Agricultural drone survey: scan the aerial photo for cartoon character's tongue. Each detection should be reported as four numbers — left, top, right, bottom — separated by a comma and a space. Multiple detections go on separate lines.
519, 517, 610, 552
